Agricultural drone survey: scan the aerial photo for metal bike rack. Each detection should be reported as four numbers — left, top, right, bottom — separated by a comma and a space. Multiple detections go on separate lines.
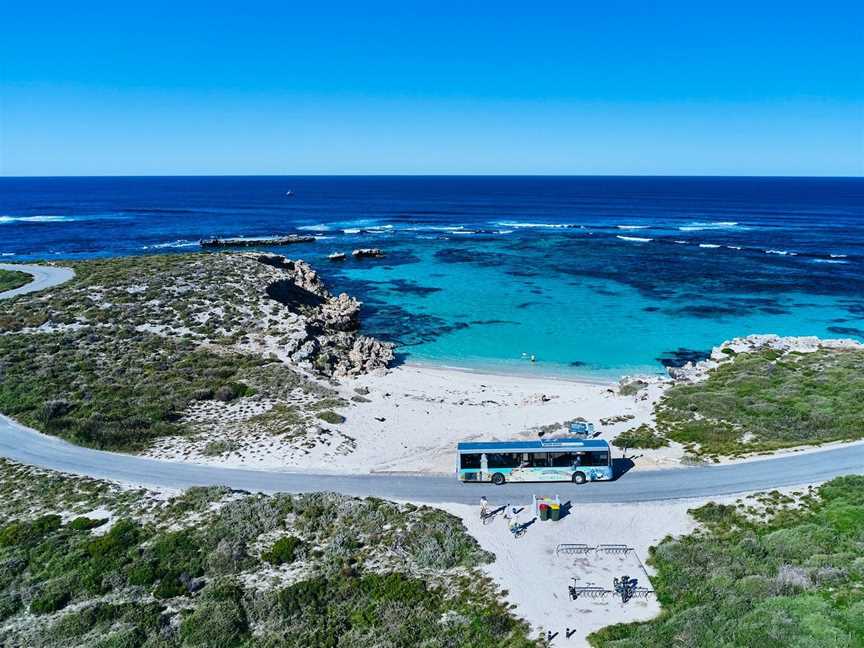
596, 544, 633, 555
555, 543, 594, 556
568, 585, 611, 600
631, 587, 656, 599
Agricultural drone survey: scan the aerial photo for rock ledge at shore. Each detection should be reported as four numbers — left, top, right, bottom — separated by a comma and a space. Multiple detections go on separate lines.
667, 334, 864, 383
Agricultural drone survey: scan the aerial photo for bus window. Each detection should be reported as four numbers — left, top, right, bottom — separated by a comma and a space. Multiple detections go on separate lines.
584, 451, 609, 467
460, 453, 481, 469
488, 453, 519, 469
528, 453, 549, 467
550, 452, 574, 467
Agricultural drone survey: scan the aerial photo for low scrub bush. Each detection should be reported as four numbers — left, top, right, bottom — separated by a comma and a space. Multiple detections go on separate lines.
656, 348, 864, 456
612, 425, 669, 450
262, 536, 303, 565
317, 410, 345, 425
589, 475, 864, 647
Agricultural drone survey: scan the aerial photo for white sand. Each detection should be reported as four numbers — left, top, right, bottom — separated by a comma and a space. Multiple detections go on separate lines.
144, 363, 683, 473
440, 497, 697, 646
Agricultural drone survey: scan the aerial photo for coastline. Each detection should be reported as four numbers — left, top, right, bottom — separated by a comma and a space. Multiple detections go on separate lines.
400, 358, 630, 386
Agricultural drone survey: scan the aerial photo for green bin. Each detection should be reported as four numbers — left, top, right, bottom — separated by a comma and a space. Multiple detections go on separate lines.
549, 505, 561, 522
539, 504, 549, 521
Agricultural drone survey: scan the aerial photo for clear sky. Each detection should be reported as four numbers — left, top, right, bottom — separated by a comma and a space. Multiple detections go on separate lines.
1, 1, 862, 176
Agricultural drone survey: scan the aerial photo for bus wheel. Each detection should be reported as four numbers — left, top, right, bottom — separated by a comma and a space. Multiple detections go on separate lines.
572, 472, 587, 485
491, 473, 506, 486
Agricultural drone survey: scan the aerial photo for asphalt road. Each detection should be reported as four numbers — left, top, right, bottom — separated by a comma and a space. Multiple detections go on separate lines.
2, 414, 862, 504
0, 263, 862, 503
0, 263, 75, 299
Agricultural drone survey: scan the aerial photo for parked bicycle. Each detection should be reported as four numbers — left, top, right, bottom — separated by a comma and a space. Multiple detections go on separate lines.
509, 520, 527, 539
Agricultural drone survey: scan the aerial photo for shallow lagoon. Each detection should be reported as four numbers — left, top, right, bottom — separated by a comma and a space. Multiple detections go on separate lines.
2, 176, 862, 378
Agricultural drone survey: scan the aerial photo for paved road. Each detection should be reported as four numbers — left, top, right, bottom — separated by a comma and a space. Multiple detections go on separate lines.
0, 263, 862, 503
0, 263, 75, 299
2, 414, 862, 504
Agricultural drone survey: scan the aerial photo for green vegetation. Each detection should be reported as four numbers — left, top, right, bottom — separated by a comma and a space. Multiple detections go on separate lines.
0, 329, 314, 451
0, 268, 31, 292
317, 410, 346, 425
0, 460, 535, 648
202, 439, 240, 456
262, 535, 304, 565
590, 476, 864, 647
618, 379, 648, 397
612, 424, 669, 450
0, 254, 342, 453
656, 348, 864, 457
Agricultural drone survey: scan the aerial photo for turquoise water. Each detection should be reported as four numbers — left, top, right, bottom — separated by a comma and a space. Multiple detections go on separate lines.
2, 176, 862, 379
335, 242, 853, 379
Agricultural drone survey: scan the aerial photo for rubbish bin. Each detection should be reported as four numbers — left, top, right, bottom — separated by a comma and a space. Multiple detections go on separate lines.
539, 504, 549, 521
549, 504, 561, 522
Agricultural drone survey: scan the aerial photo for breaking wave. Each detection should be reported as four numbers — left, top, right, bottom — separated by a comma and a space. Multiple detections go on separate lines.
617, 235, 653, 242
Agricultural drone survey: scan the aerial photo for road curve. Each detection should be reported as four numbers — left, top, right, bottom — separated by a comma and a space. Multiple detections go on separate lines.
0, 263, 75, 299
0, 263, 862, 503
1, 414, 862, 504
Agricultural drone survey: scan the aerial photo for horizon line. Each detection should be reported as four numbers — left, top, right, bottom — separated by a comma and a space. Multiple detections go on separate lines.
2, 173, 862, 180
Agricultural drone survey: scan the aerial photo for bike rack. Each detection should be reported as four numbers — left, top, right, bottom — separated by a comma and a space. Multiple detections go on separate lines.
568, 585, 611, 600
596, 544, 633, 555
631, 587, 655, 599
555, 543, 594, 556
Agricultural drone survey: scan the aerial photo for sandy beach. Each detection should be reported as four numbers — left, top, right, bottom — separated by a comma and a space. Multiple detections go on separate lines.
143, 363, 684, 474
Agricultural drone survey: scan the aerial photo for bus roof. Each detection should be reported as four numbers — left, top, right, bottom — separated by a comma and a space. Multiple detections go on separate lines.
457, 437, 610, 453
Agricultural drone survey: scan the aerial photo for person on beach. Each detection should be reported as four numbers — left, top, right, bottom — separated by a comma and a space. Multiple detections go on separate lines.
509, 509, 520, 536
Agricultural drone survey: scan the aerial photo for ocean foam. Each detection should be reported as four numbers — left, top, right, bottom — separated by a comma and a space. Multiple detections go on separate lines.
297, 224, 331, 232
617, 235, 653, 242
496, 221, 582, 229
830, 254, 848, 258
679, 221, 740, 232
616, 225, 650, 230
765, 249, 797, 256
142, 240, 198, 250
699, 243, 721, 248
0, 215, 74, 224
813, 258, 849, 264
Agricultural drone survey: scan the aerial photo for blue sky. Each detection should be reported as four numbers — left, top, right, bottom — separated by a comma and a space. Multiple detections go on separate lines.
1, 1, 862, 176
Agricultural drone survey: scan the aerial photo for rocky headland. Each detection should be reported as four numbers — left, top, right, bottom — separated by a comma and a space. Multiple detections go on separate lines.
665, 333, 864, 383
0, 252, 394, 455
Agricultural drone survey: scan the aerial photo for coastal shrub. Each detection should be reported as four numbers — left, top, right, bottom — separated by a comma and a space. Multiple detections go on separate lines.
68, 516, 108, 531
0, 460, 535, 648
202, 439, 239, 456
0, 269, 31, 292
30, 579, 73, 614
612, 425, 669, 450
0, 330, 272, 451
262, 535, 303, 565
589, 475, 864, 647
618, 379, 648, 396
655, 348, 864, 456
317, 410, 345, 425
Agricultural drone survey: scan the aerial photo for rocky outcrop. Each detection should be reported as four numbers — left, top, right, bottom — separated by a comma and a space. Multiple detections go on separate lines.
253, 253, 394, 378
200, 235, 315, 248
352, 248, 385, 258
667, 334, 864, 383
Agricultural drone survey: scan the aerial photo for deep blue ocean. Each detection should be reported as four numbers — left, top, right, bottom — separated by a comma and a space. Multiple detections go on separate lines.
1, 176, 863, 379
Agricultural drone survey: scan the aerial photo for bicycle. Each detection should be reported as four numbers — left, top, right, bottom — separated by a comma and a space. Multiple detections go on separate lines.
481, 508, 497, 525
509, 522, 527, 539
